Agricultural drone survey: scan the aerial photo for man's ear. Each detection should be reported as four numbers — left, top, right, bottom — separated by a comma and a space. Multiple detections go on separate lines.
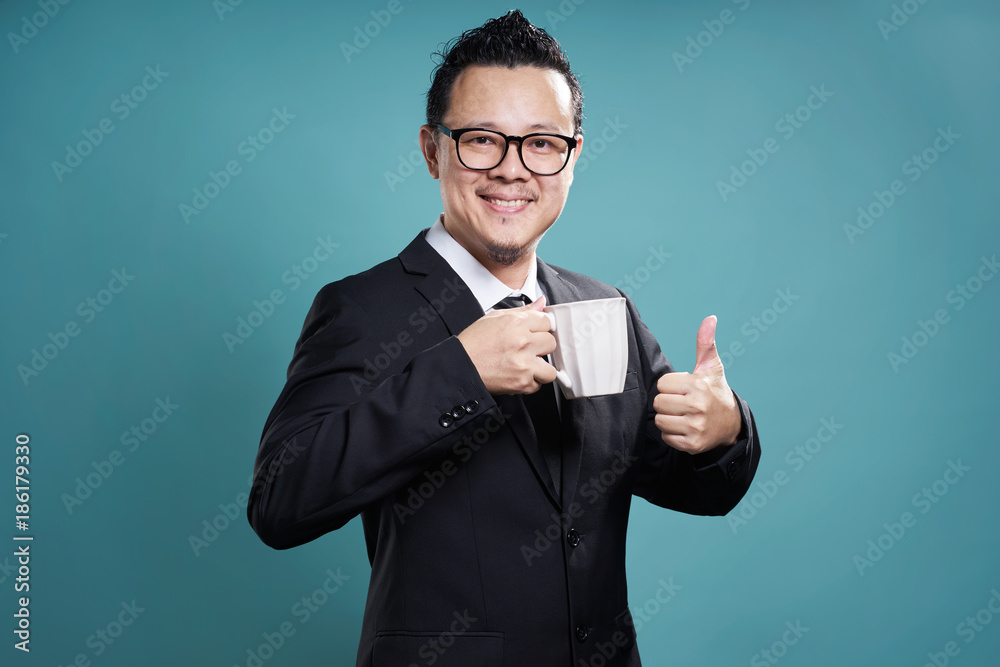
565, 134, 584, 184
419, 125, 440, 179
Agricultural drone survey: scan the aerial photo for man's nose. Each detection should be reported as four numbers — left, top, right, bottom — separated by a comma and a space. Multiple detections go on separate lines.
489, 140, 531, 180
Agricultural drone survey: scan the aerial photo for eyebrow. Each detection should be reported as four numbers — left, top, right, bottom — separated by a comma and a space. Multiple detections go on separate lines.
462, 121, 569, 134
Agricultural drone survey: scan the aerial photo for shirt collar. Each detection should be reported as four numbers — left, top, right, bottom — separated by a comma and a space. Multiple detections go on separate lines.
425, 213, 543, 313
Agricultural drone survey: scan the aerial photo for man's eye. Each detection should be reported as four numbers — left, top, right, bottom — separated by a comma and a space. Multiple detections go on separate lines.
470, 136, 495, 145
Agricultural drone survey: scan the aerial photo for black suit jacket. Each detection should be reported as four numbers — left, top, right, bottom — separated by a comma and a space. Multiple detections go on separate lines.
248, 229, 761, 666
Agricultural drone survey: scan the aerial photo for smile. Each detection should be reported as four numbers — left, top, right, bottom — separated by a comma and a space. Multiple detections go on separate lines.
480, 196, 532, 212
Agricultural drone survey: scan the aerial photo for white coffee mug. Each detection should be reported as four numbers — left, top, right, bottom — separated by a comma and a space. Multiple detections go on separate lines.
542, 297, 628, 399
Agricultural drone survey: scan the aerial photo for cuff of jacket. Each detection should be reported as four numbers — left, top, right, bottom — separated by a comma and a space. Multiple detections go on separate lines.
689, 389, 754, 484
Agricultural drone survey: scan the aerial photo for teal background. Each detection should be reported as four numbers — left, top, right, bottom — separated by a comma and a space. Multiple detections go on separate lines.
2, 0, 998, 665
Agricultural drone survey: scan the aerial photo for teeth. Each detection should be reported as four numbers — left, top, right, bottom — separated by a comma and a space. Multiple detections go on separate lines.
484, 197, 530, 207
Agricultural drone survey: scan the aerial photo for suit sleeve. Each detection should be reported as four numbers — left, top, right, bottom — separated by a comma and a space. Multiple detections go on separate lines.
624, 293, 761, 516
247, 282, 497, 549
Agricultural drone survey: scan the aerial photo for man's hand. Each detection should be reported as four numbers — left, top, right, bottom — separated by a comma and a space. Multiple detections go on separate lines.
653, 315, 742, 454
457, 295, 558, 395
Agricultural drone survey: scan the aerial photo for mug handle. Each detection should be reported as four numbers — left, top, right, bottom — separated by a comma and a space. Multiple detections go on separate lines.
542, 312, 573, 391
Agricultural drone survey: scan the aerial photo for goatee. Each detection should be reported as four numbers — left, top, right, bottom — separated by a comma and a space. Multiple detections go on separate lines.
485, 240, 523, 267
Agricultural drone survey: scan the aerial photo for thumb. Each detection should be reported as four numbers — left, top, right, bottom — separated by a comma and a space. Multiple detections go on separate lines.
693, 315, 722, 374
526, 294, 547, 311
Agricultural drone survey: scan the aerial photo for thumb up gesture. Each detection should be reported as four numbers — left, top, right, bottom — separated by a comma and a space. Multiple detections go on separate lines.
654, 316, 742, 454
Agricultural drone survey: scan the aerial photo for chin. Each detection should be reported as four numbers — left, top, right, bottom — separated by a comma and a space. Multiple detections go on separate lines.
485, 242, 523, 267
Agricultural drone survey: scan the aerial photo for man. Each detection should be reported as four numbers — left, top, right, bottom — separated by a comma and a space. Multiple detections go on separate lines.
249, 10, 760, 666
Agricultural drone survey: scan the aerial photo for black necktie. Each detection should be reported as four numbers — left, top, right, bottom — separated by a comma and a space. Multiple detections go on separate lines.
493, 294, 562, 497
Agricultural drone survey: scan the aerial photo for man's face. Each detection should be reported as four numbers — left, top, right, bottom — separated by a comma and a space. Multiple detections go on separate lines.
420, 65, 582, 269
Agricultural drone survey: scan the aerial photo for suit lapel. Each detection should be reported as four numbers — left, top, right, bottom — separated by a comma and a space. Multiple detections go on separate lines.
536, 258, 589, 511
398, 230, 485, 337
494, 394, 561, 507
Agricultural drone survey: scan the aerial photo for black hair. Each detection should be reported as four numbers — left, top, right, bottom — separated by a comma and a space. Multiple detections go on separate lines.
426, 9, 584, 136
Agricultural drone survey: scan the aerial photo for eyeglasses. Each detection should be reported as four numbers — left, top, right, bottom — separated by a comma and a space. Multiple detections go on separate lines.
437, 124, 578, 176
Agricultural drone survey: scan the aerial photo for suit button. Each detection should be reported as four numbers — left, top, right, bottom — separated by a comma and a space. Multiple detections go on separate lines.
439, 413, 454, 428
567, 530, 581, 548
451, 406, 465, 420
575, 626, 589, 642
464, 400, 479, 415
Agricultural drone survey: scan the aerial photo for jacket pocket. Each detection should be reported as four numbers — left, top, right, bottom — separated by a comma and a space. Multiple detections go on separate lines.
372, 631, 503, 666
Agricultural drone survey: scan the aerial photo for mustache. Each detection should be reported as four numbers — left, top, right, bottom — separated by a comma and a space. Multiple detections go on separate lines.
475, 187, 537, 200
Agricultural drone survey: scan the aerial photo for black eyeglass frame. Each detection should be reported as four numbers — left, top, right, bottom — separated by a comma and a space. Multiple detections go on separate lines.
436, 124, 579, 176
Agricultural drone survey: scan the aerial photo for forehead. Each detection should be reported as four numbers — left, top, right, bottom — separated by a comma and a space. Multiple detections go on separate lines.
446, 65, 574, 132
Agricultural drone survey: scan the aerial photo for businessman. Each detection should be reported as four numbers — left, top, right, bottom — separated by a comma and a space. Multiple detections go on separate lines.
249, 10, 760, 666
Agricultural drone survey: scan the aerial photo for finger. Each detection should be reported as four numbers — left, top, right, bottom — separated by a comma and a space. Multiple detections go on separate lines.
656, 371, 691, 395
653, 392, 690, 417
525, 294, 547, 311
526, 310, 554, 332
521, 331, 556, 357
529, 357, 559, 388
693, 315, 723, 374
654, 414, 690, 436
533, 331, 557, 356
